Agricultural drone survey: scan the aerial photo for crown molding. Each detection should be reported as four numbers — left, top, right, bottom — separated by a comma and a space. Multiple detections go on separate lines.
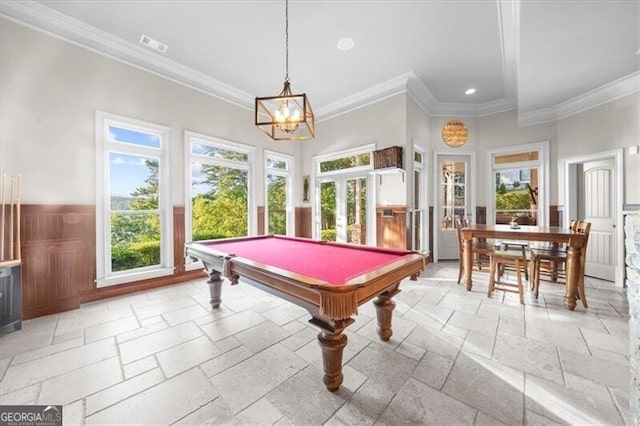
497, 0, 519, 100
0, 0, 255, 110
518, 71, 640, 126
2, 1, 636, 125
315, 73, 412, 122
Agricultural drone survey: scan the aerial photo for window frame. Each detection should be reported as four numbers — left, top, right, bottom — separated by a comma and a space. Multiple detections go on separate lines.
264, 150, 294, 236
486, 141, 550, 227
311, 144, 376, 242
95, 111, 173, 287
184, 131, 255, 269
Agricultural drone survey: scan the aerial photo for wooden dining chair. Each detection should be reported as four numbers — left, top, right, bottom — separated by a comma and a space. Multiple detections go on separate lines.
530, 220, 590, 307
487, 249, 526, 304
454, 216, 494, 284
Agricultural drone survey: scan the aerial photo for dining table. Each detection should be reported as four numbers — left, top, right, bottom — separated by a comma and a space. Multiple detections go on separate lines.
460, 224, 587, 311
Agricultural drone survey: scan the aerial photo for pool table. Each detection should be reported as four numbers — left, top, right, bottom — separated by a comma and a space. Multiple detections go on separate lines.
185, 235, 426, 391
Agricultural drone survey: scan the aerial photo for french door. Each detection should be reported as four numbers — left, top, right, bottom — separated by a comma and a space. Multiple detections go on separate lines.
317, 175, 369, 244
437, 156, 470, 260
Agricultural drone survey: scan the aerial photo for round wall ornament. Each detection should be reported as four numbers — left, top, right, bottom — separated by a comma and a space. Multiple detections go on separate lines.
442, 119, 468, 147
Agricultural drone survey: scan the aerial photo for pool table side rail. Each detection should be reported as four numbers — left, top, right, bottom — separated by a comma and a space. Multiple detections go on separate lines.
185, 239, 426, 291
185, 242, 426, 321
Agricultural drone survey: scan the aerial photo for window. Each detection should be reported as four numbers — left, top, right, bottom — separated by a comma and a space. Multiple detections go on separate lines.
318, 152, 371, 174
95, 112, 172, 287
185, 132, 254, 248
487, 142, 549, 226
265, 151, 293, 235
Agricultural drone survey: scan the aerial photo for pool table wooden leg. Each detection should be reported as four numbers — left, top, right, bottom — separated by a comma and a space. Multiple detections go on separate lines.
206, 270, 223, 308
317, 331, 347, 392
374, 295, 396, 341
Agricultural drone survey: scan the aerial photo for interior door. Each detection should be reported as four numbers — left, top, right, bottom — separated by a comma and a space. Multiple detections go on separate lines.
580, 159, 616, 281
438, 157, 468, 260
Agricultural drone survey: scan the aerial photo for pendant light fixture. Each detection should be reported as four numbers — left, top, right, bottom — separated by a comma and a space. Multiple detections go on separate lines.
255, 0, 315, 141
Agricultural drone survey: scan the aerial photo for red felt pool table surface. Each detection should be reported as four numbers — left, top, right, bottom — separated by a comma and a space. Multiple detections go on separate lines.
194, 235, 413, 286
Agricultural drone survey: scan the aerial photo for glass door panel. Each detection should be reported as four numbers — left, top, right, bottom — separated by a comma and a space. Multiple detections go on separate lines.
438, 159, 468, 260
346, 177, 367, 245
319, 180, 337, 241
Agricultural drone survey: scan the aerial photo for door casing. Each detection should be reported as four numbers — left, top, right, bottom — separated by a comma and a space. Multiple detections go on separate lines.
563, 149, 624, 287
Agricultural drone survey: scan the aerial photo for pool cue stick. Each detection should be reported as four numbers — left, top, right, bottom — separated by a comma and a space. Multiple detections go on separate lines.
9, 176, 14, 261
0, 175, 5, 261
16, 175, 22, 261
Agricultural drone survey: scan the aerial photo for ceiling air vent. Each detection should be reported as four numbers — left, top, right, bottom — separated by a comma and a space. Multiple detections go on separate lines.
139, 34, 168, 53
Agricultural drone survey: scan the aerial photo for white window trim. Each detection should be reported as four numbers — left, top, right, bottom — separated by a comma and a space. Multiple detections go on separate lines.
265, 150, 294, 236
486, 141, 549, 227
184, 131, 256, 269
95, 111, 173, 288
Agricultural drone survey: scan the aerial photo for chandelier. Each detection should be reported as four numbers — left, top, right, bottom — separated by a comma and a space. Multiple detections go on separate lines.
255, 0, 315, 141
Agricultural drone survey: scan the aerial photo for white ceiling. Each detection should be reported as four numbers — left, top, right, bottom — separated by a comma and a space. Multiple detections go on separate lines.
2, 0, 639, 125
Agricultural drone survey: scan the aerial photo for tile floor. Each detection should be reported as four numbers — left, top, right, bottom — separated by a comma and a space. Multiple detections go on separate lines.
0, 261, 632, 425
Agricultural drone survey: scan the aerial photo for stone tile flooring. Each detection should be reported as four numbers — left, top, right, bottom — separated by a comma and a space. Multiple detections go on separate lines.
0, 261, 632, 425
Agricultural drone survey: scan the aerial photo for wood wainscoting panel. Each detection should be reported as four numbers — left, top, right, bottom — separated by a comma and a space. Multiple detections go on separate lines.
376, 205, 407, 249
20, 205, 95, 318
295, 207, 312, 238
550, 205, 560, 226
258, 206, 265, 235
173, 206, 186, 274
476, 206, 487, 224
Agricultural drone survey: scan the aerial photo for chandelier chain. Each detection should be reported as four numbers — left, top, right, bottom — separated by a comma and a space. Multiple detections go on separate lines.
285, 0, 289, 82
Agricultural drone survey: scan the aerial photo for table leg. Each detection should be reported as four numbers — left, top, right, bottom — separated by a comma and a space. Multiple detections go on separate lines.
463, 238, 473, 290
373, 295, 396, 341
317, 331, 347, 392
564, 246, 580, 311
206, 270, 223, 308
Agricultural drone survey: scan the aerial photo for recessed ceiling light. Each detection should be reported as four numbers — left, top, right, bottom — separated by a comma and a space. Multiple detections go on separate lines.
139, 34, 168, 53
337, 37, 355, 51
465, 88, 476, 95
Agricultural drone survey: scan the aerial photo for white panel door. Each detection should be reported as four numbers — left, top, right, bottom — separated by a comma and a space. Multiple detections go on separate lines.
582, 159, 615, 281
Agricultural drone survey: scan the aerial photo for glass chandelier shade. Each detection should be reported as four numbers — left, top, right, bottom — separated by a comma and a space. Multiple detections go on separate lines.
254, 0, 315, 141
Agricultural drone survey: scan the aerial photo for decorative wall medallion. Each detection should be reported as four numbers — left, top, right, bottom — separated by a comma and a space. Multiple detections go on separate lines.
442, 119, 468, 147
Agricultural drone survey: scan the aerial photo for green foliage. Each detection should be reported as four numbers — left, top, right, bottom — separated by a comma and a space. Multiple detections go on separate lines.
321, 229, 336, 241
192, 193, 247, 239
497, 183, 507, 195
496, 189, 531, 210
112, 240, 160, 272
267, 174, 286, 234
513, 180, 520, 189
320, 182, 336, 231
192, 231, 228, 241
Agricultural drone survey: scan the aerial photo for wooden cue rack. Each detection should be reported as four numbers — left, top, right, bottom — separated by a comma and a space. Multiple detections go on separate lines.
1, 174, 22, 267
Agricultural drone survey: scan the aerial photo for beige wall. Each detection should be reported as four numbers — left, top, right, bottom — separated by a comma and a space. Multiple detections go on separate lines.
0, 19, 301, 206
304, 94, 406, 176
556, 92, 640, 205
